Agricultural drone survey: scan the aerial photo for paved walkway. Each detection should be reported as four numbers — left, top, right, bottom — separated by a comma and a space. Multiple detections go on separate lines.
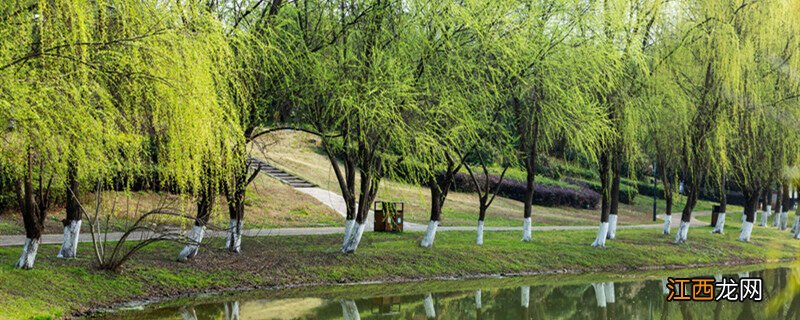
0, 213, 706, 247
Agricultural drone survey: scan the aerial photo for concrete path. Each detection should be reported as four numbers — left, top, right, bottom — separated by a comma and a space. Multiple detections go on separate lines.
0, 213, 707, 247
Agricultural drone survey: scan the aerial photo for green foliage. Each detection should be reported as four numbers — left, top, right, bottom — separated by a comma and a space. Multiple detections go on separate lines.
569, 178, 638, 204
0, 0, 247, 201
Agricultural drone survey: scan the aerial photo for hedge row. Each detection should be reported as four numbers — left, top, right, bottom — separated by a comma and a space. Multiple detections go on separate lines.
452, 173, 599, 209
564, 178, 638, 204
537, 162, 599, 181
635, 179, 666, 199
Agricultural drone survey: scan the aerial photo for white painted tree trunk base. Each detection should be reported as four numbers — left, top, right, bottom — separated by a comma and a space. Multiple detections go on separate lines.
424, 293, 436, 319
662, 215, 671, 235
340, 300, 360, 320
476, 220, 485, 245
604, 282, 616, 304
181, 307, 198, 320
226, 218, 243, 253
712, 213, 726, 234
224, 301, 240, 320
342, 222, 366, 253
606, 215, 618, 239
521, 217, 532, 242
592, 283, 607, 308
738, 221, 754, 242
15, 238, 40, 269
674, 221, 689, 244
475, 290, 482, 309
793, 217, 800, 239
177, 225, 206, 262
58, 219, 82, 258
760, 207, 771, 226
780, 212, 789, 230
342, 219, 355, 249
420, 220, 439, 248
773, 209, 781, 227
520, 286, 530, 308
591, 222, 609, 248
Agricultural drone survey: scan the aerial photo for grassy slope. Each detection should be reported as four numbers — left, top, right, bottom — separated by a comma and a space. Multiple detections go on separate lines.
258, 131, 731, 227
1, 223, 797, 319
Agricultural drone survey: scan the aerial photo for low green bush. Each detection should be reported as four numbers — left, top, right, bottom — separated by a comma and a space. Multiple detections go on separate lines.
556, 162, 598, 180
565, 178, 638, 204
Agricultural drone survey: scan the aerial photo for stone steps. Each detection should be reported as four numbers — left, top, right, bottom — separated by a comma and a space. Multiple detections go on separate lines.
246, 157, 317, 188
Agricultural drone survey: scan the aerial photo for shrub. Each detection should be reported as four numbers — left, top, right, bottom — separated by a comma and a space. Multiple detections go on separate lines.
537, 164, 562, 180
698, 188, 747, 206
555, 162, 598, 180
564, 178, 638, 204
453, 173, 599, 209
636, 179, 666, 199
491, 167, 579, 190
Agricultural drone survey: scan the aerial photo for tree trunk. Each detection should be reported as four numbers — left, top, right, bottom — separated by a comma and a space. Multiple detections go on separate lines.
675, 178, 697, 244
661, 169, 673, 234
773, 184, 783, 227
421, 177, 443, 248
16, 150, 47, 269
59, 160, 82, 258
340, 300, 361, 320
713, 178, 728, 234
477, 203, 487, 245
342, 165, 381, 253
341, 158, 357, 248
607, 152, 621, 240
739, 187, 758, 241
224, 301, 240, 320
593, 151, 611, 247
422, 160, 458, 248
761, 187, 772, 226
178, 165, 215, 261
424, 293, 436, 319
522, 150, 535, 242
780, 183, 791, 230
225, 165, 247, 253
719, 178, 727, 214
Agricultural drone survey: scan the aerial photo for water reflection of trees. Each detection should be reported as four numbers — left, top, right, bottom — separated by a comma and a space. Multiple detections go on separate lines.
109, 267, 797, 320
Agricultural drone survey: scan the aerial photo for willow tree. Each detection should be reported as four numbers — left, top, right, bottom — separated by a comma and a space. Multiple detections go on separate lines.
196, 0, 293, 254
666, 0, 754, 244
406, 0, 499, 248
643, 69, 688, 235
0, 0, 139, 268
288, 0, 423, 253
477, 0, 609, 242
459, 112, 517, 245
585, 0, 670, 246
726, 0, 800, 242
0, 0, 245, 268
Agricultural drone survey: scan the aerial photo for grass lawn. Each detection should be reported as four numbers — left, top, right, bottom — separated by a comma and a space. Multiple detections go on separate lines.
1, 224, 798, 319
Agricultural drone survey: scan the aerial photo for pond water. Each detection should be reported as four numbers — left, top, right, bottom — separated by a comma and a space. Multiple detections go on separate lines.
93, 265, 800, 319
